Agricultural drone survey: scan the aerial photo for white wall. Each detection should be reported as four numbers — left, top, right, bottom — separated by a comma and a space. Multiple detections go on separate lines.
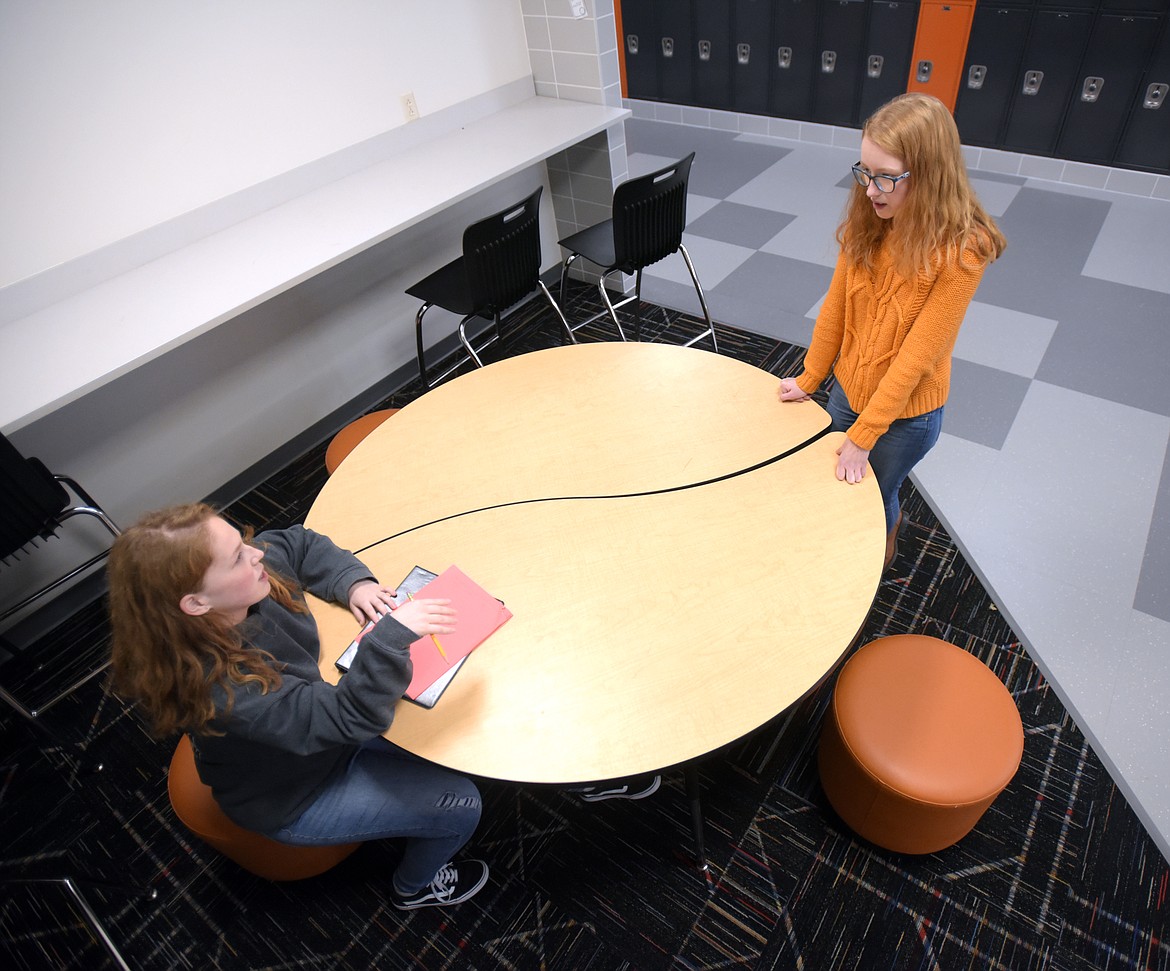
0, 0, 532, 287
1, 0, 556, 631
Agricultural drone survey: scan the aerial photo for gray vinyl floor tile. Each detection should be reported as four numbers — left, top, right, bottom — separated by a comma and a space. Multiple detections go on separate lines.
968, 176, 1025, 218
1037, 277, 1170, 417
759, 215, 842, 269
687, 201, 796, 249
707, 290, 818, 346
685, 193, 722, 223
954, 301, 1059, 377
976, 189, 1112, 316
1136, 439, 1170, 622
1083, 196, 1170, 294
711, 251, 834, 318
945, 359, 1031, 449
645, 233, 755, 290
624, 117, 1170, 862
627, 150, 679, 179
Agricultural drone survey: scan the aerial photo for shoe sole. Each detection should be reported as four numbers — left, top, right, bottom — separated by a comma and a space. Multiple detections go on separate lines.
579, 775, 662, 802
391, 862, 490, 910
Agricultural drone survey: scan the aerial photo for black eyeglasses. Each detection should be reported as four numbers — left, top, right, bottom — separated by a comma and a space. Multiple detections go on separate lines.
851, 163, 911, 194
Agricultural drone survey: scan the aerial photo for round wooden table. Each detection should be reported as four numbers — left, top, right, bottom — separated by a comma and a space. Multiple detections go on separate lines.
307, 342, 885, 787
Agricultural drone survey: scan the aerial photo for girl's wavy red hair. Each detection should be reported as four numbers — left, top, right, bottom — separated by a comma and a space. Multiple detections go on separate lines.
107, 503, 304, 736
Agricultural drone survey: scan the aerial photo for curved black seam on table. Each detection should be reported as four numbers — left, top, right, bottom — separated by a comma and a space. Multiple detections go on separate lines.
352, 424, 833, 557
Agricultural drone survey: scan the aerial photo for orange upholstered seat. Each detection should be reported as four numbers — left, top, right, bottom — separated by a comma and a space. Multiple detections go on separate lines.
167, 734, 360, 880
324, 409, 399, 475
818, 634, 1024, 854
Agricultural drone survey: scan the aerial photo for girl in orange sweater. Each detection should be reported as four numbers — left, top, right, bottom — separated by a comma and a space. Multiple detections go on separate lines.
779, 93, 1006, 566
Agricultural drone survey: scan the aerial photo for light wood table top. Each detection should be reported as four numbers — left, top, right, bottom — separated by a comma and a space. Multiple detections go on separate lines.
308, 342, 885, 784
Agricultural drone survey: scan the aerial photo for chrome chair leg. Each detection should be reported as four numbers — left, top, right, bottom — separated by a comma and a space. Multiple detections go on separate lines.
415, 302, 435, 387
539, 281, 576, 345
597, 269, 631, 341
457, 313, 501, 370
4, 877, 157, 971
677, 243, 718, 353
559, 253, 582, 308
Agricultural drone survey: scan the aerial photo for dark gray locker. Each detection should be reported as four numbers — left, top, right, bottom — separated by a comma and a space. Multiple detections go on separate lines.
1002, 10, 1094, 155
1057, 14, 1160, 163
621, 0, 660, 101
954, 6, 1033, 146
733, 0, 773, 115
1115, 18, 1170, 171
857, 1, 919, 123
694, 0, 733, 108
1100, 0, 1170, 10
813, 0, 869, 126
653, 0, 695, 104
771, 0, 821, 120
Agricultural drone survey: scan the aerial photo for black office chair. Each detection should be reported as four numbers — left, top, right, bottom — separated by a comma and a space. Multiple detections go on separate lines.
1, 432, 120, 719
406, 186, 572, 389
557, 152, 718, 351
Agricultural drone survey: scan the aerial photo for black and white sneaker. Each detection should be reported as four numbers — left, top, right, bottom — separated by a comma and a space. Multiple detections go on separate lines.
577, 774, 661, 803
390, 859, 489, 910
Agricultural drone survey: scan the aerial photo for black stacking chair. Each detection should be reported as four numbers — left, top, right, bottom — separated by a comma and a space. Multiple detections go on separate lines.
406, 186, 572, 389
557, 152, 718, 351
1, 431, 120, 718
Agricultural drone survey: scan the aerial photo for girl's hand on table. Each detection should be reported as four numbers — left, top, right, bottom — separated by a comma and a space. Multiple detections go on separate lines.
777, 378, 811, 402
835, 438, 871, 485
347, 580, 398, 624
387, 598, 456, 638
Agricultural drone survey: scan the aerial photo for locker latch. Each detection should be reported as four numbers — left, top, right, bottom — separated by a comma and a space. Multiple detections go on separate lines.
737, 43, 751, 66
1022, 71, 1043, 96
1081, 77, 1104, 103
822, 51, 837, 74
626, 34, 639, 56
1143, 83, 1167, 109
661, 37, 674, 58
916, 60, 932, 84
777, 47, 792, 70
868, 55, 883, 79
967, 65, 987, 90
698, 39, 711, 62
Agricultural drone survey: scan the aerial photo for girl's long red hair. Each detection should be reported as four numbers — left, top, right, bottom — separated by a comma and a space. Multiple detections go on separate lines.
107, 503, 303, 736
840, 93, 1006, 277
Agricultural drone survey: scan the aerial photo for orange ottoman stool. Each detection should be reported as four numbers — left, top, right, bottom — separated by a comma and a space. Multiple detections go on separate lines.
324, 408, 399, 475
818, 634, 1024, 854
168, 735, 360, 881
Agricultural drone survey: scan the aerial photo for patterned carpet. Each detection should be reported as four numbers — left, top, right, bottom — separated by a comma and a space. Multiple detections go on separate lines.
2, 286, 1167, 970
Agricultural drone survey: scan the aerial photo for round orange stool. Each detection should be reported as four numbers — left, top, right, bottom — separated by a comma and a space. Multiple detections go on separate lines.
818, 634, 1023, 854
324, 409, 399, 475
167, 735, 360, 880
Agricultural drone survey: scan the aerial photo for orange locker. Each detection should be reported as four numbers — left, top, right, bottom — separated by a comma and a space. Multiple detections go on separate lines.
906, 1, 977, 112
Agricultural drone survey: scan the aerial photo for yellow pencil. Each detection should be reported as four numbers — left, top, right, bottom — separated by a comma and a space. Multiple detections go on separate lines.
405, 591, 448, 660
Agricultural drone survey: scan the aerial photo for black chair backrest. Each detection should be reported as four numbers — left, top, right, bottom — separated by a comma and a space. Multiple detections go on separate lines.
463, 186, 545, 316
0, 433, 70, 559
612, 152, 695, 274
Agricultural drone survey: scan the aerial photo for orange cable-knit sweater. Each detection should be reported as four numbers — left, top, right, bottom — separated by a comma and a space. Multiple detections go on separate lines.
795, 238, 989, 451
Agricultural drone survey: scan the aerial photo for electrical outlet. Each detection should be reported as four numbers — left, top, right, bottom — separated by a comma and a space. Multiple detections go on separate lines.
570, 0, 587, 19
401, 91, 419, 122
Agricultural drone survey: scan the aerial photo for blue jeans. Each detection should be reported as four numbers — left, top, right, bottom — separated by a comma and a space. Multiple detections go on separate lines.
265, 737, 482, 894
826, 382, 943, 533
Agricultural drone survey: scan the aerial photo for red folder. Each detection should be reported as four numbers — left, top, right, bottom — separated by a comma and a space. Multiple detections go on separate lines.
402, 565, 512, 699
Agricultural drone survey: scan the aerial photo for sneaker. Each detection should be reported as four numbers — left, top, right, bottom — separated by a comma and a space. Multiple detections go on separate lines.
390, 859, 489, 910
577, 774, 661, 803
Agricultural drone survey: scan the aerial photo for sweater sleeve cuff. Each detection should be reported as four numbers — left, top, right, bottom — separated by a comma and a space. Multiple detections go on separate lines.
795, 372, 822, 396
847, 421, 881, 452
330, 564, 377, 606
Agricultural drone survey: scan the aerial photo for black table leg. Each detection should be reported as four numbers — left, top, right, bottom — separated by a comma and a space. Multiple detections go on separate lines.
684, 763, 716, 891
